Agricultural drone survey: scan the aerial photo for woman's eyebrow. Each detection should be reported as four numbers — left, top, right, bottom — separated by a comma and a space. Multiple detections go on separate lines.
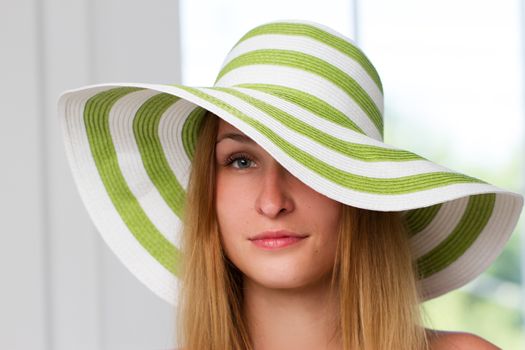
215, 132, 255, 145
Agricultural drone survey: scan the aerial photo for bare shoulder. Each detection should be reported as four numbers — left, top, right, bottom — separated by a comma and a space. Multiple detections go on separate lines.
426, 329, 501, 349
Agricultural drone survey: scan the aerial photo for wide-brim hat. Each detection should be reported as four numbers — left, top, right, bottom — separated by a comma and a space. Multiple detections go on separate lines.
58, 19, 523, 304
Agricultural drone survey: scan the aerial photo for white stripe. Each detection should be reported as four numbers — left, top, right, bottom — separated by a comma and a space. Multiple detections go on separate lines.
419, 193, 522, 300
220, 33, 383, 114
241, 128, 509, 211
60, 83, 514, 211
214, 64, 382, 140
409, 197, 469, 259
58, 87, 179, 305
108, 89, 182, 248
158, 98, 196, 191
202, 87, 453, 178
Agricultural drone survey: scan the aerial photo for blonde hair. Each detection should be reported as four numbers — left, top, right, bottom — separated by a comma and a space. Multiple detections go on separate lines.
176, 112, 430, 350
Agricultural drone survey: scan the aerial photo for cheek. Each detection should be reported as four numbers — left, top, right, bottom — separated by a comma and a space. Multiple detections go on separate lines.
215, 174, 253, 222
303, 193, 342, 235
215, 174, 254, 257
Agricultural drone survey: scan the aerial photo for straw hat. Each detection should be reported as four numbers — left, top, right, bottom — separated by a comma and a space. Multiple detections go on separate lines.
58, 19, 523, 304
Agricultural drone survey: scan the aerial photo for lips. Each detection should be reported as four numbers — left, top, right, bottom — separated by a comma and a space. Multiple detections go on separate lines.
249, 230, 309, 250
249, 230, 308, 240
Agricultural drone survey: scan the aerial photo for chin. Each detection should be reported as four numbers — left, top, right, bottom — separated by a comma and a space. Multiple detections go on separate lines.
244, 269, 326, 291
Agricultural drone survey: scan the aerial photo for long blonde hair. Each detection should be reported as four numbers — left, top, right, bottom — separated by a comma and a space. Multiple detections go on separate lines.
176, 112, 429, 349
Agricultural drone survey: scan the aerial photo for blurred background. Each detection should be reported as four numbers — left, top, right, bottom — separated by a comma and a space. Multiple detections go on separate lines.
1, 0, 524, 349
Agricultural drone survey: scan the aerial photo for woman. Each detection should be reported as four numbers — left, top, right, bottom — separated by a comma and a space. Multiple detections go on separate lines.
58, 20, 522, 349
177, 111, 504, 349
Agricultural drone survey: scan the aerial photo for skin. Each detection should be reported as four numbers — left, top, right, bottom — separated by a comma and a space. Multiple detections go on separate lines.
212, 118, 499, 350
428, 330, 500, 349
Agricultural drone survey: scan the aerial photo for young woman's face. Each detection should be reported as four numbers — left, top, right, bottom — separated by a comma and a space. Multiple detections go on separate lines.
214, 119, 342, 290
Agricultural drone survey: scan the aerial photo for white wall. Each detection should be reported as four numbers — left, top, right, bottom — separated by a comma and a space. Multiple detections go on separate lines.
0, 1, 181, 349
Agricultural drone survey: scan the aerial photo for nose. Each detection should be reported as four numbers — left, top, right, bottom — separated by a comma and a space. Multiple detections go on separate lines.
255, 161, 295, 218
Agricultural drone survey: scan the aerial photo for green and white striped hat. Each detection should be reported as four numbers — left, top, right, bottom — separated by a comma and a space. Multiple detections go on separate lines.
58, 20, 523, 304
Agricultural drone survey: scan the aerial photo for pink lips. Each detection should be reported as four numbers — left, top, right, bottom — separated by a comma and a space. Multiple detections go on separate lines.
249, 230, 308, 250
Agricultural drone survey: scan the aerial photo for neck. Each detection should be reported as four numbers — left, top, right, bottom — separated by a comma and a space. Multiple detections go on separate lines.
243, 274, 342, 350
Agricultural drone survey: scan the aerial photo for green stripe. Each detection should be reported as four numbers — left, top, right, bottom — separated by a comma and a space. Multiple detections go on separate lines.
416, 194, 495, 278
236, 83, 365, 135
133, 93, 186, 218
215, 49, 384, 137
181, 106, 207, 160
84, 87, 181, 277
179, 86, 483, 194
405, 203, 443, 238
233, 22, 383, 93
216, 87, 420, 162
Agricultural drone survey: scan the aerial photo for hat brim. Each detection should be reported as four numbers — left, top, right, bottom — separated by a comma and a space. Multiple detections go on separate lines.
58, 82, 523, 304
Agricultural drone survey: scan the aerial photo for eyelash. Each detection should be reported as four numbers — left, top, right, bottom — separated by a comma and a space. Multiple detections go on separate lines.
224, 152, 256, 169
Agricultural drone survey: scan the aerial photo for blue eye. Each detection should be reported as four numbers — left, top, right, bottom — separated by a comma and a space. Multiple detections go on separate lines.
225, 153, 255, 169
